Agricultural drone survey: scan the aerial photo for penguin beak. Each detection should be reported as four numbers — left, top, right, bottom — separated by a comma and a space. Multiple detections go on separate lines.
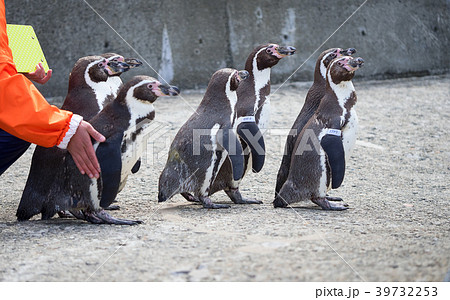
277, 46, 296, 56
348, 57, 364, 69
342, 57, 364, 71
124, 58, 143, 68
236, 70, 249, 82
344, 48, 356, 56
106, 61, 130, 75
159, 84, 180, 96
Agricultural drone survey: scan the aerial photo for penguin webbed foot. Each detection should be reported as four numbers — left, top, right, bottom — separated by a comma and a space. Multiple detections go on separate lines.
83, 210, 143, 225
312, 198, 349, 211
326, 195, 344, 202
200, 197, 230, 209
181, 192, 201, 203
273, 196, 288, 208
103, 205, 121, 211
57, 210, 77, 219
225, 188, 262, 205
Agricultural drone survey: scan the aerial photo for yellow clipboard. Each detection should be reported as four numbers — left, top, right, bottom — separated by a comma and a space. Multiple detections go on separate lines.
6, 24, 49, 73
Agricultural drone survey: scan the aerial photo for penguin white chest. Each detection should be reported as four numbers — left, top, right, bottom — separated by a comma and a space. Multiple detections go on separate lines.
119, 97, 155, 185
332, 80, 357, 161
317, 130, 330, 195
120, 123, 150, 180
258, 99, 271, 131
200, 124, 223, 195
342, 109, 358, 160
85, 70, 121, 110
252, 65, 271, 131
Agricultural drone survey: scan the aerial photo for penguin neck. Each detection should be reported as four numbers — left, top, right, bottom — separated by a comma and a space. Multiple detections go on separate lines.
328, 79, 355, 104
250, 60, 271, 115
85, 72, 121, 110
108, 76, 123, 95
316, 61, 327, 85
124, 90, 156, 130
326, 79, 356, 126
225, 76, 238, 125
305, 63, 328, 111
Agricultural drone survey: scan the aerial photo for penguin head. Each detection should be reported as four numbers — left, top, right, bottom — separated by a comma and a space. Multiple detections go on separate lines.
318, 48, 357, 79
69, 56, 121, 85
102, 53, 143, 69
230, 69, 250, 91
122, 76, 180, 104
327, 56, 364, 84
74, 56, 130, 84
246, 43, 296, 71
99, 58, 131, 76
203, 68, 249, 103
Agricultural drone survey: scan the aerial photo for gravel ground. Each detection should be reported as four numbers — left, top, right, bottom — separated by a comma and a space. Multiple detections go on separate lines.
0, 75, 449, 282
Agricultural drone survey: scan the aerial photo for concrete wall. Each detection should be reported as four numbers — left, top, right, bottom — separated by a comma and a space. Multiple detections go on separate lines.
5, 0, 449, 100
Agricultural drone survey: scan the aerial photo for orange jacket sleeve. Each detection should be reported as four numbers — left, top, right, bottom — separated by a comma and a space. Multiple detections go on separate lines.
0, 0, 77, 148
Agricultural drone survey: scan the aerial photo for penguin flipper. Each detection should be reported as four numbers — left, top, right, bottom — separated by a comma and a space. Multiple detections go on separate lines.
218, 128, 244, 181
320, 134, 345, 189
131, 159, 141, 174
236, 121, 265, 172
97, 133, 123, 208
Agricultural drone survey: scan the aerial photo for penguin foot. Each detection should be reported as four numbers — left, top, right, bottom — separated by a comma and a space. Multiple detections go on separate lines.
273, 196, 288, 208
57, 210, 76, 218
200, 197, 231, 209
104, 205, 121, 211
326, 196, 344, 202
225, 188, 262, 205
83, 210, 143, 225
181, 192, 201, 203
312, 198, 349, 211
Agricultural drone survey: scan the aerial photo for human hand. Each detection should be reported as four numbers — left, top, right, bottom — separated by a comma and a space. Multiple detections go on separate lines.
23, 62, 52, 84
67, 121, 106, 178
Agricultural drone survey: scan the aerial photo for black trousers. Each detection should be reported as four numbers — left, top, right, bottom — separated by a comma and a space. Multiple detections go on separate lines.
0, 129, 30, 176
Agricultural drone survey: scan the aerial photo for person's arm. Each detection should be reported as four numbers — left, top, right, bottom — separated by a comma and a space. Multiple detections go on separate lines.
0, 62, 105, 178
0, 2, 104, 178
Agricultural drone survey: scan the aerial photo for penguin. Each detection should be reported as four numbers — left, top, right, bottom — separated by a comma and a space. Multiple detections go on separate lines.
16, 76, 180, 224
207, 43, 296, 204
273, 56, 364, 210
275, 48, 356, 197
18, 55, 136, 218
158, 68, 265, 209
61, 54, 142, 121
26, 54, 142, 215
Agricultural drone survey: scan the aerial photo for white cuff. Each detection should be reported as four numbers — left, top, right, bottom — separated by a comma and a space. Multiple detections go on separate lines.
327, 128, 342, 136
57, 114, 83, 149
235, 115, 256, 127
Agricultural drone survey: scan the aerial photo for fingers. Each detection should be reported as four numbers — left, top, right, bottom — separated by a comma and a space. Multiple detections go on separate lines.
23, 63, 52, 84
71, 144, 99, 179
67, 121, 103, 178
85, 122, 106, 143
39, 68, 52, 84
83, 131, 101, 174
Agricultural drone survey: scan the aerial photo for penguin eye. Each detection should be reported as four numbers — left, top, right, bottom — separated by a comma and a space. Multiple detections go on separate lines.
330, 53, 336, 59
147, 82, 158, 89
97, 62, 103, 67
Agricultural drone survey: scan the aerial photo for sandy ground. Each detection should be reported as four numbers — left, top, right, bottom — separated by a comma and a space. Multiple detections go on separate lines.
0, 75, 449, 282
